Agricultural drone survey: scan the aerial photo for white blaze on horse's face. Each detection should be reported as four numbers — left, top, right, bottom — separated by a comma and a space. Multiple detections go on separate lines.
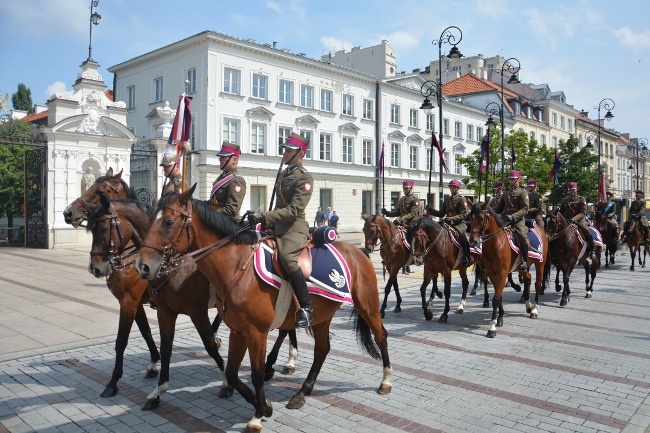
156, 209, 164, 221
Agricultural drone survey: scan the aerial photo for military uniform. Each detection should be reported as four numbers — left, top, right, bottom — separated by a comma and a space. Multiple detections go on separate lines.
429, 186, 471, 266
494, 173, 529, 270
384, 193, 421, 226
526, 190, 545, 229
625, 196, 649, 241
489, 192, 502, 209
163, 175, 182, 195
210, 169, 246, 221
596, 198, 618, 234
559, 188, 595, 257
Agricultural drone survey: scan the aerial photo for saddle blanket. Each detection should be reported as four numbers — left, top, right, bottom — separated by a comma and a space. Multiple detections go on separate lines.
398, 227, 411, 251
254, 242, 353, 305
509, 229, 544, 262
576, 226, 604, 247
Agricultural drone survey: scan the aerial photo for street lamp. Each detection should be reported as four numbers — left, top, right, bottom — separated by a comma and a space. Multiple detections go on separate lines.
595, 98, 615, 180
484, 102, 501, 202
497, 58, 521, 185
420, 25, 463, 211
87, 0, 101, 62
627, 137, 648, 191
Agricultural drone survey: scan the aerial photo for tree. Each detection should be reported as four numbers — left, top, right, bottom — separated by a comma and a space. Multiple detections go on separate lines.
549, 135, 599, 207
0, 90, 9, 117
12, 83, 34, 114
0, 118, 37, 218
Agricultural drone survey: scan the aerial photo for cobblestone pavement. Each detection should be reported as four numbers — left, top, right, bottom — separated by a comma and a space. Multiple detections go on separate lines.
1, 243, 649, 433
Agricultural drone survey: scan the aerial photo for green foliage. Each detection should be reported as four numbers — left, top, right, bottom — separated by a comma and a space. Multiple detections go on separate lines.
11, 83, 34, 114
549, 135, 599, 206
0, 119, 37, 218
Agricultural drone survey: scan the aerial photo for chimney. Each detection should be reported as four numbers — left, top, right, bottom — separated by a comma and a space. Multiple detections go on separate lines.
273, 41, 277, 48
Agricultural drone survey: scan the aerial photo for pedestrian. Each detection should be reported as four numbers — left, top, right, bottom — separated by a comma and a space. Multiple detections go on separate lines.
210, 141, 246, 222
326, 206, 333, 225
314, 206, 326, 227
328, 210, 339, 230
382, 179, 421, 274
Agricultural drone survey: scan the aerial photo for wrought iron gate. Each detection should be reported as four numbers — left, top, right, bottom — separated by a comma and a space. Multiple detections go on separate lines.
130, 138, 158, 206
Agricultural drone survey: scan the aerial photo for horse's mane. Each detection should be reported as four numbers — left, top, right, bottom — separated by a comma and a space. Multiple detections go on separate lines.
470, 202, 506, 227
95, 174, 137, 199
406, 217, 440, 243
86, 199, 153, 233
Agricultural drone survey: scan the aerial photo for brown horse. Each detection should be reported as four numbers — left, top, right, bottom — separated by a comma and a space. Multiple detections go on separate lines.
136, 187, 392, 432
361, 214, 440, 317
594, 211, 619, 267
468, 204, 547, 338
546, 210, 601, 306
621, 218, 645, 271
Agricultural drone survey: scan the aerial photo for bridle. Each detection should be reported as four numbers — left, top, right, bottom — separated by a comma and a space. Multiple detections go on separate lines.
413, 223, 447, 259
71, 180, 124, 225
470, 209, 506, 246
364, 216, 395, 252
547, 212, 575, 243
89, 202, 138, 270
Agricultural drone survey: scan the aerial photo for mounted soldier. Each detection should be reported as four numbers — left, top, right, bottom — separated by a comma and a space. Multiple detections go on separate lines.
622, 190, 650, 243
210, 141, 246, 222
596, 191, 618, 237
160, 152, 183, 194
493, 171, 529, 271
526, 180, 545, 229
559, 182, 596, 260
382, 180, 421, 273
489, 182, 503, 209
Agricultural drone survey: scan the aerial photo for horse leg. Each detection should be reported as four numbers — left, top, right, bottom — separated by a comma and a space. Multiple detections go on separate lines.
470, 265, 480, 296
521, 268, 531, 305
393, 279, 402, 313
282, 330, 299, 375
352, 305, 392, 396
428, 273, 442, 306
630, 245, 636, 271
287, 319, 332, 410
560, 266, 571, 307
438, 271, 452, 322
483, 278, 490, 308
487, 275, 506, 338
211, 314, 223, 349
134, 303, 160, 379
508, 273, 521, 292
420, 277, 434, 321
265, 330, 299, 380
142, 308, 176, 410
528, 265, 542, 319
455, 269, 470, 314
555, 266, 562, 292
380, 278, 393, 318
190, 312, 233, 397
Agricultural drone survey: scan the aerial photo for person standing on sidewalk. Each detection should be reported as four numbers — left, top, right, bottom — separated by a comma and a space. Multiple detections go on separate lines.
314, 206, 326, 227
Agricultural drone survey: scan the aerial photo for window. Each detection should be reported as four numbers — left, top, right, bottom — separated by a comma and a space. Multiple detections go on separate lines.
443, 119, 450, 136
553, 136, 558, 147
454, 121, 462, 138
568, 119, 573, 131
250, 186, 266, 212
362, 139, 372, 165
301, 85, 314, 108
426, 113, 434, 131
300, 129, 312, 159
455, 156, 462, 175
409, 146, 418, 169
477, 126, 484, 140
560, 116, 565, 130
552, 112, 558, 127
279, 80, 293, 104
319, 132, 331, 161
342, 137, 353, 163
126, 85, 135, 109
251, 123, 266, 154
390, 191, 400, 210
444, 151, 450, 169
252, 74, 267, 99
541, 134, 547, 146
223, 68, 240, 94
467, 124, 474, 142
342, 94, 354, 116
320, 189, 332, 212
222, 118, 239, 144
530, 131, 536, 141
321, 89, 332, 112
409, 109, 418, 128
278, 127, 292, 155
361, 191, 372, 214
187, 68, 197, 94
390, 142, 400, 167
154, 77, 163, 102
363, 99, 374, 120
426, 148, 432, 171
390, 104, 400, 124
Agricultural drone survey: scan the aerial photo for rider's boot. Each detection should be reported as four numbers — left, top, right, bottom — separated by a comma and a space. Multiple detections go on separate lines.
517, 233, 528, 271
460, 232, 471, 267
288, 268, 313, 328
583, 227, 596, 260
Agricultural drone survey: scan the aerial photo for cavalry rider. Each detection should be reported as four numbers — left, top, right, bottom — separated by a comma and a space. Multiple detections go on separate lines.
596, 191, 618, 237
622, 190, 650, 243
160, 152, 183, 194
382, 180, 421, 274
248, 133, 314, 328
559, 182, 596, 260
489, 182, 503, 208
494, 171, 529, 271
526, 180, 545, 229
210, 141, 246, 222
426, 179, 471, 267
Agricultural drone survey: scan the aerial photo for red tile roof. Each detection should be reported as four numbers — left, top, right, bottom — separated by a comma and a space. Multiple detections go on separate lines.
442, 74, 519, 114
22, 111, 48, 123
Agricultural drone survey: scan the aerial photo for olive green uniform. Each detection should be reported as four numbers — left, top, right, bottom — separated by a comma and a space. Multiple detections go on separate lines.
210, 168, 246, 222
163, 175, 182, 195
596, 199, 618, 233
429, 193, 468, 233
489, 192, 502, 209
625, 198, 649, 240
560, 193, 596, 256
494, 187, 529, 238
384, 194, 421, 226
263, 164, 313, 274
526, 190, 545, 229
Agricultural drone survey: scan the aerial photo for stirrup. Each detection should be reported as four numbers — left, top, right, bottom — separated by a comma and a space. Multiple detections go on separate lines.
295, 307, 313, 328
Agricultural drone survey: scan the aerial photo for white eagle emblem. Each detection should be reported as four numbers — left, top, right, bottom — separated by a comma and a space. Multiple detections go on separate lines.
329, 269, 346, 288
235, 185, 242, 193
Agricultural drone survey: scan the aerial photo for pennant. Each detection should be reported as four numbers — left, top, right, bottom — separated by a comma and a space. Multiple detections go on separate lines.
548, 153, 562, 185
378, 141, 385, 178
477, 130, 490, 178
598, 171, 607, 202
433, 133, 449, 173
164, 93, 193, 164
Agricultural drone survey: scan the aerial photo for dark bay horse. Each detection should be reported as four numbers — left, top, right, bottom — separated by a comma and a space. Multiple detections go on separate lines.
594, 212, 619, 267
546, 210, 601, 306
468, 204, 547, 338
407, 217, 471, 322
361, 214, 440, 317
621, 218, 645, 271
137, 188, 392, 432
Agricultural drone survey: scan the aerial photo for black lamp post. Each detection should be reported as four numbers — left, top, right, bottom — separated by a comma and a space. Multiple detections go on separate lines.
498, 58, 521, 185
627, 137, 648, 191
419, 25, 463, 211
484, 102, 501, 202
88, 0, 101, 62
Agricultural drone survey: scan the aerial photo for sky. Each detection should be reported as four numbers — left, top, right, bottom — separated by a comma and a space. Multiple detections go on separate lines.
1, 0, 649, 138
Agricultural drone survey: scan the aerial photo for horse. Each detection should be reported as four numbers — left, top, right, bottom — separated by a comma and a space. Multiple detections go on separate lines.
361, 214, 440, 317
594, 211, 619, 267
621, 218, 645, 271
546, 210, 601, 306
467, 204, 547, 338
136, 187, 392, 432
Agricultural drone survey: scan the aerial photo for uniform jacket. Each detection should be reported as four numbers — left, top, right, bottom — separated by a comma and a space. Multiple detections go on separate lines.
264, 164, 313, 237
559, 194, 587, 223
526, 190, 545, 219
210, 169, 246, 220
596, 199, 617, 218
430, 193, 468, 228
629, 199, 647, 219
162, 175, 182, 195
489, 193, 502, 209
385, 193, 421, 226
495, 187, 529, 222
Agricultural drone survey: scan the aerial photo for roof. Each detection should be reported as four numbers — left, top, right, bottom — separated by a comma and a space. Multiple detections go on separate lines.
22, 111, 48, 123
443, 73, 519, 99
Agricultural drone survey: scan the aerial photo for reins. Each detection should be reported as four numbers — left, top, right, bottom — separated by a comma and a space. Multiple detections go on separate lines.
414, 223, 447, 258
89, 202, 138, 270
74, 180, 124, 228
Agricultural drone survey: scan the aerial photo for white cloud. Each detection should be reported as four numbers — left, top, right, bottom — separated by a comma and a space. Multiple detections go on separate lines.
289, 0, 306, 19
266, 1, 283, 14
320, 36, 352, 54
45, 81, 70, 101
612, 27, 650, 51
379, 30, 419, 53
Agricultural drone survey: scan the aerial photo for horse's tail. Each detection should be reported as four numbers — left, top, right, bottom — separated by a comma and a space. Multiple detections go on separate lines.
542, 249, 552, 291
350, 309, 382, 360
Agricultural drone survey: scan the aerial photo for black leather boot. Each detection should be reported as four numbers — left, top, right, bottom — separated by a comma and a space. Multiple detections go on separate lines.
288, 269, 313, 328
518, 233, 528, 271
460, 232, 471, 267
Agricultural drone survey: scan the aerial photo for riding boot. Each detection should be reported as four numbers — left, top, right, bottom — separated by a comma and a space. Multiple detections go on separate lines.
517, 233, 528, 271
583, 227, 596, 260
287, 268, 313, 328
406, 266, 412, 273
459, 233, 471, 267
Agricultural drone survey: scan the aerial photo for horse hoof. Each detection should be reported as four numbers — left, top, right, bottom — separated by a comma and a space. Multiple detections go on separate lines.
519, 295, 526, 303
377, 383, 392, 395
513, 284, 521, 292
144, 368, 158, 379
264, 400, 273, 417
436, 291, 443, 299
141, 396, 160, 410
264, 368, 275, 381
455, 308, 464, 314
282, 366, 296, 375
482, 301, 489, 308
470, 288, 477, 296
243, 425, 262, 433
555, 285, 562, 293
486, 330, 496, 338
530, 313, 538, 319
100, 385, 118, 398
424, 310, 433, 321
393, 306, 401, 313
560, 298, 567, 307
380, 310, 385, 319
218, 386, 234, 399
526, 305, 532, 314
585, 291, 592, 298
216, 337, 222, 350
438, 315, 448, 323
630, 266, 635, 271
286, 395, 305, 410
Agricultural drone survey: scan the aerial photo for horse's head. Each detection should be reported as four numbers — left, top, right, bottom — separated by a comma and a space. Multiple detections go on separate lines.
545, 209, 568, 238
137, 185, 196, 280
63, 168, 127, 226
409, 218, 436, 264
362, 214, 386, 252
